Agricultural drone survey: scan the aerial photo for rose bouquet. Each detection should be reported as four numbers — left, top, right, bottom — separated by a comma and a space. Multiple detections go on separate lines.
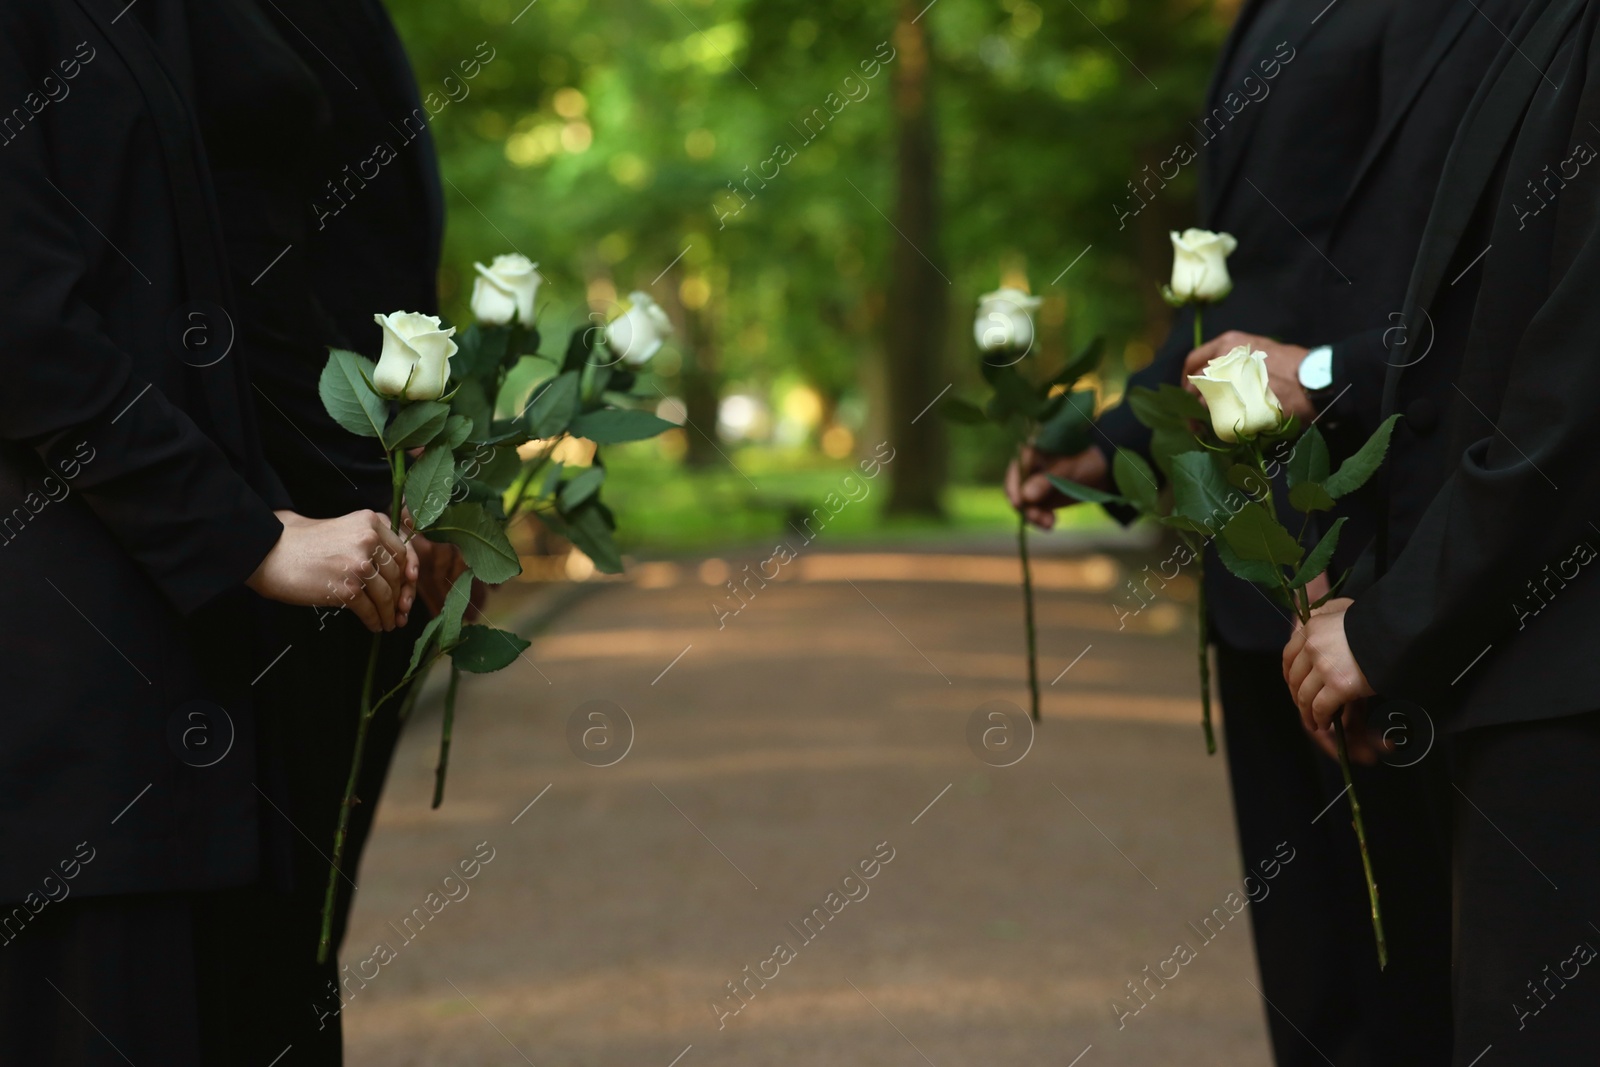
313, 253, 676, 961
942, 284, 1105, 720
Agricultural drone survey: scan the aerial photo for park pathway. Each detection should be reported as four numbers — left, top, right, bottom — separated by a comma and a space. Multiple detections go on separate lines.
343, 542, 1278, 1066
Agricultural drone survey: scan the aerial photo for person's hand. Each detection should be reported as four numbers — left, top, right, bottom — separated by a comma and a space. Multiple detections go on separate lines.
1004, 445, 1109, 530
1282, 597, 1376, 732
248, 510, 418, 633
1305, 697, 1382, 765
411, 535, 489, 617
1184, 330, 1314, 421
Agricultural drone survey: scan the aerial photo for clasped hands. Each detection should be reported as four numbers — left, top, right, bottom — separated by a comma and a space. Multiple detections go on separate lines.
246, 509, 472, 634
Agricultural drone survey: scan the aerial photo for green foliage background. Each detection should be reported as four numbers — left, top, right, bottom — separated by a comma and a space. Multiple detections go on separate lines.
385, 0, 1234, 543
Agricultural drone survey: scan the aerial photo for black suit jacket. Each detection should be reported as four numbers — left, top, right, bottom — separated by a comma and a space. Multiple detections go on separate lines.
1299, 0, 1527, 578
1346, 0, 1600, 731
247, 0, 445, 519
1098, 0, 1395, 651
0, 0, 287, 902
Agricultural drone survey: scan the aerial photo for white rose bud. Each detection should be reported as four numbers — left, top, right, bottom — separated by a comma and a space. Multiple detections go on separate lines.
1188, 345, 1284, 443
973, 287, 1043, 354
605, 291, 673, 366
1168, 228, 1238, 304
372, 311, 458, 401
471, 253, 541, 327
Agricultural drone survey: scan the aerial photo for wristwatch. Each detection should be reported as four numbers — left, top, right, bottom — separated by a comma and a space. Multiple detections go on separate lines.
1298, 345, 1334, 391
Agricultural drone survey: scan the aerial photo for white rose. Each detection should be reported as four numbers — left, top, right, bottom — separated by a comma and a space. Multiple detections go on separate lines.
1188, 345, 1283, 443
973, 287, 1043, 353
1169, 228, 1237, 304
605, 291, 673, 366
471, 253, 541, 327
372, 311, 458, 400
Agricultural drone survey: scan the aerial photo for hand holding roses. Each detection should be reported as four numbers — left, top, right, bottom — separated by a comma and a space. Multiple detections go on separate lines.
1282, 597, 1377, 732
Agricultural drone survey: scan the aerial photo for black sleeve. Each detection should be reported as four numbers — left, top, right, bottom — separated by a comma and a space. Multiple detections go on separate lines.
1314, 326, 1391, 461
0, 20, 282, 614
1344, 211, 1600, 701
1095, 305, 1197, 463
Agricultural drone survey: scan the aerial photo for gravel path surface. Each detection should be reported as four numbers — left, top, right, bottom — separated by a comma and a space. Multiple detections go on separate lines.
343, 547, 1275, 1066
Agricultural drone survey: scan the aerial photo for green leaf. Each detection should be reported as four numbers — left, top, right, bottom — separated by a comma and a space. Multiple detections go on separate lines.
1215, 534, 1286, 588
1290, 517, 1346, 589
1149, 424, 1203, 477
1310, 570, 1351, 609
450, 378, 494, 442
1325, 414, 1402, 498
1033, 389, 1096, 455
1288, 482, 1336, 513
385, 400, 450, 451
1225, 462, 1266, 496
1221, 501, 1304, 569
940, 397, 988, 425
1053, 335, 1105, 386
1285, 424, 1331, 488
560, 465, 606, 510
552, 499, 623, 573
404, 569, 476, 677
407, 613, 444, 676
982, 363, 1044, 421
439, 569, 473, 648
404, 445, 457, 529
541, 460, 566, 497
441, 414, 474, 451
427, 503, 521, 584
1128, 383, 1207, 429
1112, 450, 1159, 513
569, 407, 676, 444
450, 624, 531, 674
1048, 476, 1127, 506
561, 325, 593, 373
1170, 450, 1237, 535
475, 444, 524, 493
319, 349, 388, 440
526, 372, 581, 438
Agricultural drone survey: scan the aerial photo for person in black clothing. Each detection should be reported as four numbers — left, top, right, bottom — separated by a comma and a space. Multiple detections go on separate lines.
0, 1, 418, 1063
180, 0, 462, 1062
1286, 0, 1600, 1061
1009, 1, 1525, 1061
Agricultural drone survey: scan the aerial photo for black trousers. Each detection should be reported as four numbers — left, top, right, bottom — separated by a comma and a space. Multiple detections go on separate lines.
202, 605, 421, 1067
0, 893, 208, 1065
1450, 709, 1600, 1066
1217, 642, 1454, 1067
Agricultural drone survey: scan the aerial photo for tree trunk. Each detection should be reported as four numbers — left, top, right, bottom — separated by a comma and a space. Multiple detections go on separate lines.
883, 0, 948, 517
673, 277, 722, 468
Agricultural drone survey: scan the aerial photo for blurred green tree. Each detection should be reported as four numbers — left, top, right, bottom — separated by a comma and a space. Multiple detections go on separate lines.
384, 0, 1230, 510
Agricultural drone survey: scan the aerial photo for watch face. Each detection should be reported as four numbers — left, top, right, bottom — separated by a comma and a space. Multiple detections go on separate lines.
1299, 346, 1334, 391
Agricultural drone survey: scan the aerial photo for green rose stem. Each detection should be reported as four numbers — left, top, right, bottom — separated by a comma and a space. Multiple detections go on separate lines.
1193, 544, 1216, 755
317, 446, 406, 964
1016, 486, 1041, 722
431, 664, 462, 809
1193, 306, 1203, 350
1248, 445, 1387, 970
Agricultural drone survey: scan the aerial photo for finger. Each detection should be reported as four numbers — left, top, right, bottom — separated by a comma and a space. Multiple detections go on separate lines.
1005, 460, 1023, 509
343, 586, 383, 633
1282, 627, 1307, 684
1287, 644, 1315, 698
1022, 471, 1056, 505
365, 566, 398, 630
1296, 669, 1322, 729
1312, 688, 1345, 731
